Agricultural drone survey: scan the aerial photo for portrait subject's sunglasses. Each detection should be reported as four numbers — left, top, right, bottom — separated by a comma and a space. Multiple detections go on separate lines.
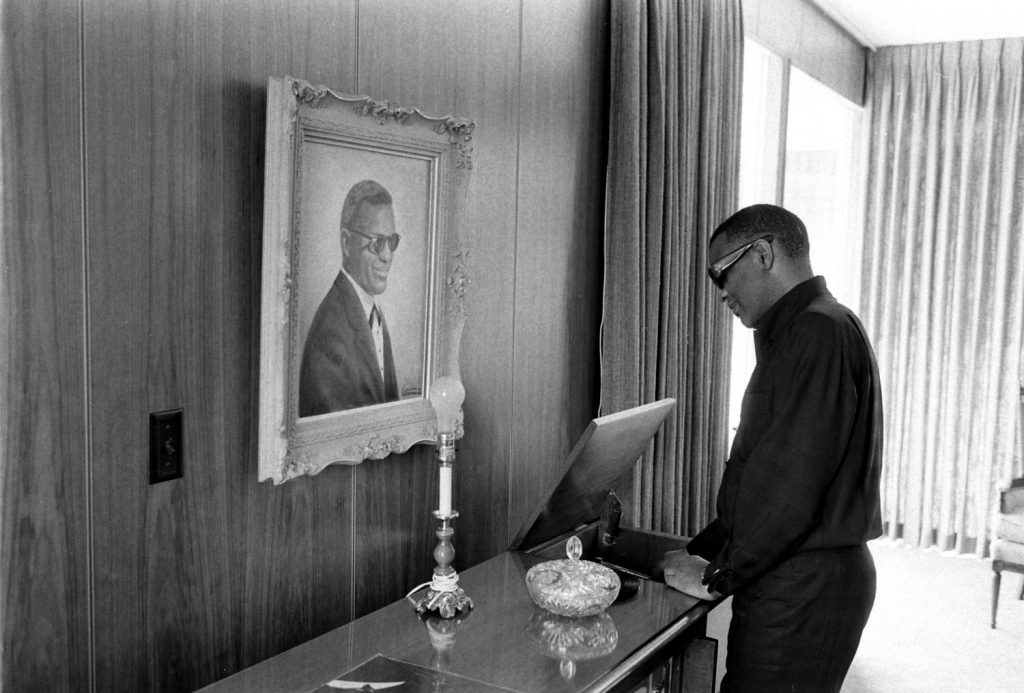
345, 227, 401, 255
707, 235, 773, 288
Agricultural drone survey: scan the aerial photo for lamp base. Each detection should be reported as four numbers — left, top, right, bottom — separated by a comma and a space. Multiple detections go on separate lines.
413, 509, 472, 618
414, 584, 473, 619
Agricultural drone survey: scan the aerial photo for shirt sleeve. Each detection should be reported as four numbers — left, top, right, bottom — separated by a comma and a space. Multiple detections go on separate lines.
686, 518, 727, 560
704, 313, 859, 595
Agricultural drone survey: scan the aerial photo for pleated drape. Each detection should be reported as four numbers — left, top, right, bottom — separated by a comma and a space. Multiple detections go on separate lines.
601, 0, 742, 535
863, 39, 1024, 555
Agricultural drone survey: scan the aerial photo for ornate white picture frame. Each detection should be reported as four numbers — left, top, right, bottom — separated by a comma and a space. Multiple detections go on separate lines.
258, 76, 474, 484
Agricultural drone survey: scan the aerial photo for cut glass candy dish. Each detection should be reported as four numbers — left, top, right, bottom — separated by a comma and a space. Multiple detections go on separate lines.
524, 535, 621, 617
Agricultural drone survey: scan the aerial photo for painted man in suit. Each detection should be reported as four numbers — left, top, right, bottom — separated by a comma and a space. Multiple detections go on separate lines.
299, 179, 400, 416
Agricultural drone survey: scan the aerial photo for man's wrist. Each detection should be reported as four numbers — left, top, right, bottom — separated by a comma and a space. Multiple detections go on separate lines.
701, 561, 726, 592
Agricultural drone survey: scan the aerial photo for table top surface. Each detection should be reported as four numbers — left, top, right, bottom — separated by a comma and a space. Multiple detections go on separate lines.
199, 550, 712, 693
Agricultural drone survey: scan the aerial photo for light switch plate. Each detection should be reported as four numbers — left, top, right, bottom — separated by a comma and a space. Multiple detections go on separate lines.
149, 409, 183, 483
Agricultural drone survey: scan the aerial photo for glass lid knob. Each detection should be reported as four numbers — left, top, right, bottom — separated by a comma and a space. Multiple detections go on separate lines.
566, 535, 583, 562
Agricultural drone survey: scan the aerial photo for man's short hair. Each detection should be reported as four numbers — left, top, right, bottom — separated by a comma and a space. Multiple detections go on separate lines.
341, 179, 393, 236
710, 204, 809, 258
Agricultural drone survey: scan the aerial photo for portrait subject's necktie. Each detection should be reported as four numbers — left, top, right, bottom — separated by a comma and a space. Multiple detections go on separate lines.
369, 304, 386, 382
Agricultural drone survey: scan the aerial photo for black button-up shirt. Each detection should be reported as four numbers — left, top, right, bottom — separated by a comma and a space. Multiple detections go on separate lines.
688, 276, 883, 595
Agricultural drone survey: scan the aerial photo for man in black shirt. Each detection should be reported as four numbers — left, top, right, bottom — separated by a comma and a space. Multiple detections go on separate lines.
663, 204, 883, 693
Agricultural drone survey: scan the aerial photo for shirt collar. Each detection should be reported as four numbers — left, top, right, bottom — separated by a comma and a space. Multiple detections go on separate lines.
340, 267, 378, 319
754, 276, 830, 344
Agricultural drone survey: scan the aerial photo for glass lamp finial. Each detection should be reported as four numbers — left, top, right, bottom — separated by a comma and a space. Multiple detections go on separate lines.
429, 376, 465, 434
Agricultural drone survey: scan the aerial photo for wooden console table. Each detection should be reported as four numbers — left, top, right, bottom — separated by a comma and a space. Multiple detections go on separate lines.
203, 403, 720, 692
199, 549, 718, 693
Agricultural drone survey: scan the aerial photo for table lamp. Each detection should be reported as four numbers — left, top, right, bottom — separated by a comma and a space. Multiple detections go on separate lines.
411, 376, 473, 618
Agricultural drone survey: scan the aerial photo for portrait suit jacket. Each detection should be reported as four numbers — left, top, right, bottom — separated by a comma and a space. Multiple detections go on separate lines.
299, 270, 398, 416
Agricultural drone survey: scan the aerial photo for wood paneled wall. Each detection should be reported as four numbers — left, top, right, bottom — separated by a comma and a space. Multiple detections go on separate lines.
1, 1, 608, 691
1, 0, 91, 690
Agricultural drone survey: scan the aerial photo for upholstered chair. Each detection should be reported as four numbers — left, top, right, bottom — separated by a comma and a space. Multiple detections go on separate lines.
991, 477, 1024, 628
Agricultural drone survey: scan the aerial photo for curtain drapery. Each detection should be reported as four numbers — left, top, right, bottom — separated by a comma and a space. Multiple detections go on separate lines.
863, 39, 1024, 555
601, 0, 742, 535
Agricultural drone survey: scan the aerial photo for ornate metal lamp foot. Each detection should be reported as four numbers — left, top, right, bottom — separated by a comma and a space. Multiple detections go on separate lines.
416, 586, 473, 619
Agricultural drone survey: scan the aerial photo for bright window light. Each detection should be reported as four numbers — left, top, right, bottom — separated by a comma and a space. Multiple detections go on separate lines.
784, 66, 865, 309
728, 42, 865, 445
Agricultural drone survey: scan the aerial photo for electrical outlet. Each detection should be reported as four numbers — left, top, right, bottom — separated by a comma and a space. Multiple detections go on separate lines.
150, 409, 183, 483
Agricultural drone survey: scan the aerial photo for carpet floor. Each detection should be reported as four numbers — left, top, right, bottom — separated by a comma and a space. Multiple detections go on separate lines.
704, 538, 1024, 692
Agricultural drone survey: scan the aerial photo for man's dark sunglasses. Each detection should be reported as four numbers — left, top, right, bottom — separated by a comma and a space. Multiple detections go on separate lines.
707, 235, 773, 288
346, 226, 401, 255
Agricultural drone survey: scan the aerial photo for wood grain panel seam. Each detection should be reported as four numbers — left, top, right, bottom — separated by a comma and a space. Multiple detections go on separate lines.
354, 0, 361, 92
349, 472, 357, 619
77, 1, 96, 691
506, 0, 526, 547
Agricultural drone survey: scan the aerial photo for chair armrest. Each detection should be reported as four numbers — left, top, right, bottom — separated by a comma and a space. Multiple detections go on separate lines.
1001, 483, 1024, 515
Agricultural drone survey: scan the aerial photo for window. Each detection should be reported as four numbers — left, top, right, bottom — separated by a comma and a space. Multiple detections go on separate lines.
728, 39, 865, 442
784, 66, 865, 308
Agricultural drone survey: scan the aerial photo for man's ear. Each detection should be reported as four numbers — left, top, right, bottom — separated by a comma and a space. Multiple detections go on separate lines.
755, 238, 775, 270
340, 228, 352, 258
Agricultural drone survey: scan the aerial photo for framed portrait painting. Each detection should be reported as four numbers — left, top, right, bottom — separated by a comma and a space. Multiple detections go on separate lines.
258, 76, 474, 484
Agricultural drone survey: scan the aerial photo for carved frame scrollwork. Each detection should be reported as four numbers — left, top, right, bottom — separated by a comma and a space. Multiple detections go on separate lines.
258, 76, 475, 484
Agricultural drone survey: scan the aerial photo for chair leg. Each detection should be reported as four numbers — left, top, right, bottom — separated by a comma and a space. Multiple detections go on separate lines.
992, 568, 1001, 628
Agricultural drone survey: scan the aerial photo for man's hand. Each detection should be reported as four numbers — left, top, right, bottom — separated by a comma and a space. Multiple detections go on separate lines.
661, 549, 721, 600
